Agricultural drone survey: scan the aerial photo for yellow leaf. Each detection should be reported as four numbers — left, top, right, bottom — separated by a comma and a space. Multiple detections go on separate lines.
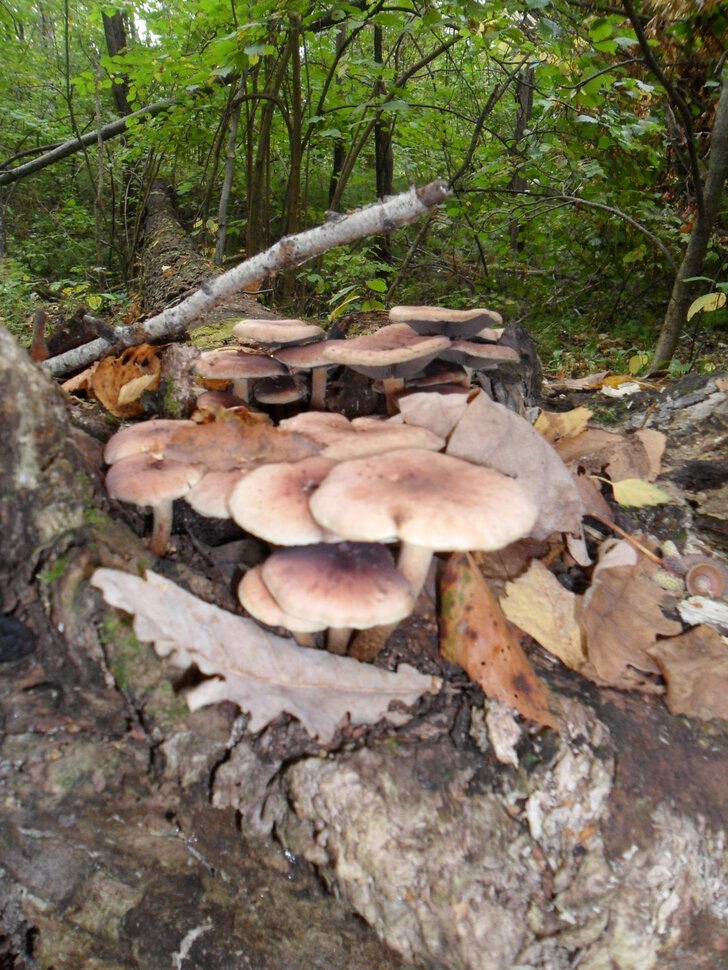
501, 560, 585, 671
687, 292, 726, 321
534, 406, 592, 444
611, 478, 672, 507
628, 353, 649, 375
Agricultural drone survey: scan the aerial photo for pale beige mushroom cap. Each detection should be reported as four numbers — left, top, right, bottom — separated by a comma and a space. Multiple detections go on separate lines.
104, 418, 196, 464
308, 448, 538, 551
232, 318, 324, 348
321, 323, 450, 379
228, 455, 338, 545
389, 306, 502, 338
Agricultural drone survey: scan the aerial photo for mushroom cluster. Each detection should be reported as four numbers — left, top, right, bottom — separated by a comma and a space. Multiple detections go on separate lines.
104, 304, 532, 655
190, 306, 519, 420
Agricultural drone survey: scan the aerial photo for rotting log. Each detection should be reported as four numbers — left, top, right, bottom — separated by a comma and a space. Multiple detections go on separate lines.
0, 325, 407, 969
4, 321, 728, 968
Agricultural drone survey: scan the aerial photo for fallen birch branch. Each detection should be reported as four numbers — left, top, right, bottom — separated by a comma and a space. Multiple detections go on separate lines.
43, 180, 451, 377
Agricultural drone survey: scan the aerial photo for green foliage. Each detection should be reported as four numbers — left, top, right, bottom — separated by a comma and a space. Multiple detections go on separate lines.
1, 0, 725, 370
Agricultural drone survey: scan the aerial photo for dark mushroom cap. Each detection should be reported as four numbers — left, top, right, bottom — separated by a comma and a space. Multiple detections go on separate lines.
261, 542, 416, 629
389, 305, 503, 339
322, 323, 450, 379
254, 374, 306, 406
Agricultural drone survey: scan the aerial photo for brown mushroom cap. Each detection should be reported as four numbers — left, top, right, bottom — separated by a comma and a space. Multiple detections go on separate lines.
232, 318, 325, 348
194, 349, 288, 382
254, 374, 306, 406
105, 452, 204, 555
308, 448, 538, 552
261, 542, 416, 629
440, 340, 519, 370
238, 565, 327, 633
228, 455, 338, 544
104, 418, 196, 465
321, 323, 450, 379
389, 306, 503, 339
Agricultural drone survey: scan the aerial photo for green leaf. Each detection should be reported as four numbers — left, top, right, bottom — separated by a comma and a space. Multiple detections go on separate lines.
365, 278, 387, 293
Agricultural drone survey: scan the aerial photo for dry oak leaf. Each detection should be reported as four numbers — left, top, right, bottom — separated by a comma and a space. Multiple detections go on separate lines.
91, 568, 438, 743
581, 544, 682, 690
440, 553, 559, 730
446, 390, 583, 541
501, 559, 586, 672
90, 343, 162, 418
648, 625, 728, 721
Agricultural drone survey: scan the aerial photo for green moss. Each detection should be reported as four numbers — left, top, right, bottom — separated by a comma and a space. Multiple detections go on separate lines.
38, 554, 74, 584
189, 320, 238, 349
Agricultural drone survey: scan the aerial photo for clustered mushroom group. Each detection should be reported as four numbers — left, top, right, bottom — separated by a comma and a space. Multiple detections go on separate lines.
104, 305, 536, 658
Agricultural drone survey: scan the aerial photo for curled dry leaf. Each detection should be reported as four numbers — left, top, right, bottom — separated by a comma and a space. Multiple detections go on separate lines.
90, 343, 162, 418
91, 568, 438, 743
446, 391, 583, 541
439, 553, 559, 731
648, 625, 728, 721
556, 427, 666, 483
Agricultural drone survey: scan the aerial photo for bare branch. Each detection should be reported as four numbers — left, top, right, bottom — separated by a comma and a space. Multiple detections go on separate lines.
42, 180, 452, 377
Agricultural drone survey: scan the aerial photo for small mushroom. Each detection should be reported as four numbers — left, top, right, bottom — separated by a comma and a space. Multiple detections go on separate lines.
194, 348, 288, 402
685, 562, 727, 598
389, 305, 503, 339
275, 341, 340, 410
106, 453, 203, 555
260, 542, 416, 653
232, 318, 325, 349
238, 565, 325, 647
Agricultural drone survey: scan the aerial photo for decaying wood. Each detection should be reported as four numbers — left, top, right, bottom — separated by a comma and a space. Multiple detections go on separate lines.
4, 316, 728, 968
42, 179, 452, 377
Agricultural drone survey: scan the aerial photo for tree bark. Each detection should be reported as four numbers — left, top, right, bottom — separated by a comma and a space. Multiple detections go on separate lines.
652, 67, 728, 368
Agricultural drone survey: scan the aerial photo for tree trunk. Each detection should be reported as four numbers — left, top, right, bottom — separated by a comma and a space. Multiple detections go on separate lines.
652, 67, 728, 368
101, 10, 132, 116
508, 66, 534, 253
213, 74, 246, 265
373, 23, 394, 262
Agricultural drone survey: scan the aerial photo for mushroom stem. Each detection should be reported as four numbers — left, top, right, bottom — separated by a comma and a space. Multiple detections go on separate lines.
231, 377, 251, 402
309, 369, 328, 410
327, 627, 352, 654
381, 376, 405, 415
397, 542, 434, 599
348, 543, 431, 662
149, 500, 174, 556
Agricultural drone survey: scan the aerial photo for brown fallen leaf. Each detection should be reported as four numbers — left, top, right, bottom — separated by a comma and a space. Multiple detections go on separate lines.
91, 568, 438, 743
649, 625, 728, 721
439, 553, 558, 730
556, 427, 666, 483
501, 559, 586, 672
446, 390, 583, 540
90, 343, 162, 418
581, 543, 682, 689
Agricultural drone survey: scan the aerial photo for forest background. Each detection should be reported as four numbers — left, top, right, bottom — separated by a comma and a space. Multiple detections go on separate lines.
1, 0, 726, 375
